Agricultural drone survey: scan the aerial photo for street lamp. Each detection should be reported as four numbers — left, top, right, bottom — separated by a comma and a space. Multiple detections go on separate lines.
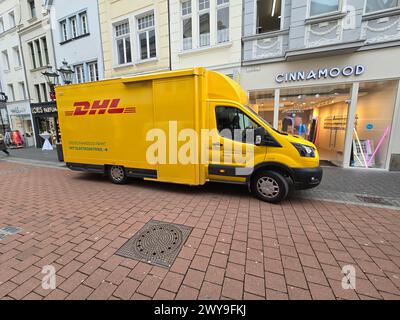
57, 60, 74, 85
42, 66, 59, 101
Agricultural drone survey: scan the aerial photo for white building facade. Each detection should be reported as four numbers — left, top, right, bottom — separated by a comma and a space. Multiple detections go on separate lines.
169, 0, 242, 80
49, 0, 104, 85
0, 0, 34, 147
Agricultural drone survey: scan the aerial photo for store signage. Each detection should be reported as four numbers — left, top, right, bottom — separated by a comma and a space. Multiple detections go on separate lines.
0, 92, 8, 103
275, 65, 365, 83
8, 105, 30, 115
31, 105, 58, 115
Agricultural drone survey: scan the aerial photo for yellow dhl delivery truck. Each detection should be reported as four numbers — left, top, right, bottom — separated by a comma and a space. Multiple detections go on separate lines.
56, 68, 322, 203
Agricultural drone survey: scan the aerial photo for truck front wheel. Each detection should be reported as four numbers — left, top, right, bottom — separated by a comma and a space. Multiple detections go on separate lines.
251, 171, 289, 203
108, 165, 128, 184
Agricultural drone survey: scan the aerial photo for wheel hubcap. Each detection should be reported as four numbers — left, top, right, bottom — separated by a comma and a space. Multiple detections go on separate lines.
110, 166, 125, 182
257, 177, 280, 198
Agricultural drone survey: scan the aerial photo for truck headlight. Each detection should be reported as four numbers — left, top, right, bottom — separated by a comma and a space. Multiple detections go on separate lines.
292, 143, 316, 158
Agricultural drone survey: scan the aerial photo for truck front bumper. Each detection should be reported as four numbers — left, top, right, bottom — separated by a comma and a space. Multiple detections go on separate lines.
292, 167, 323, 190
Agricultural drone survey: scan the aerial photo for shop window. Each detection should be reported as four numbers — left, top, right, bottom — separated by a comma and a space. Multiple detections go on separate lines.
114, 20, 132, 65
366, 0, 399, 13
256, 0, 283, 34
182, 1, 192, 50
137, 12, 156, 60
351, 80, 398, 169
279, 84, 352, 166
248, 89, 275, 126
309, 0, 339, 17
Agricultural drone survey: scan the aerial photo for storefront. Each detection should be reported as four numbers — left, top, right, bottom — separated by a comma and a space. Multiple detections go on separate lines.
6, 102, 35, 148
241, 47, 400, 171
0, 92, 11, 135
30, 102, 61, 149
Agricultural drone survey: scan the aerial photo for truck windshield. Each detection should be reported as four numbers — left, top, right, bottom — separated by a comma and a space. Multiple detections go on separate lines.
243, 105, 287, 135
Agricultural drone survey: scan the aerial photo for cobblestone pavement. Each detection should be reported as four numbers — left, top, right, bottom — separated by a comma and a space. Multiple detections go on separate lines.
1, 161, 400, 300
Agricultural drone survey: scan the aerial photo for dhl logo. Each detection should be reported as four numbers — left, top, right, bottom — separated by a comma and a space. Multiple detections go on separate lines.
65, 99, 136, 116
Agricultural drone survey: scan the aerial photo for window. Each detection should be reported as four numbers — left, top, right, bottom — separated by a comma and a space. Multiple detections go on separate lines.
198, 0, 210, 47
13, 46, 22, 67
365, 0, 399, 13
256, 0, 282, 34
88, 61, 99, 82
217, 0, 229, 43
35, 84, 41, 103
0, 17, 4, 33
70, 17, 78, 38
80, 12, 88, 34
60, 20, 68, 42
75, 64, 85, 83
310, 0, 339, 17
34, 39, 43, 67
215, 106, 259, 142
7, 84, 15, 101
19, 82, 27, 100
28, 42, 36, 69
182, 1, 192, 50
41, 37, 50, 65
114, 20, 132, 65
41, 83, 48, 102
9, 11, 15, 28
28, 0, 36, 19
2, 50, 10, 70
137, 13, 156, 60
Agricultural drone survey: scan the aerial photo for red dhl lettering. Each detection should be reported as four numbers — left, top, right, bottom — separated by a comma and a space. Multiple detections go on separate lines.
65, 99, 136, 116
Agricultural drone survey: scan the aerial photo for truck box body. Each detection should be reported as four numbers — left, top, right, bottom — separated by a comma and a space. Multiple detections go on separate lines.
56, 68, 247, 186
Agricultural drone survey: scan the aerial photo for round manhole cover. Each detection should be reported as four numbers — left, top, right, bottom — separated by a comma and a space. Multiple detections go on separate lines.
133, 224, 183, 260
116, 220, 193, 268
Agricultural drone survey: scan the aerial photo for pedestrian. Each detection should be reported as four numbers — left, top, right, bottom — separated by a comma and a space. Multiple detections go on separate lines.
0, 133, 10, 156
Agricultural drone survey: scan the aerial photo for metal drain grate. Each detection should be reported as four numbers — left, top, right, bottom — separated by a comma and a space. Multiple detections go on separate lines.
0, 226, 22, 235
116, 220, 192, 268
356, 195, 393, 206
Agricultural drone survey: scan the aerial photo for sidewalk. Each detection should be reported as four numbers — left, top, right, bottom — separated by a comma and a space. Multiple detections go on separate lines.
1, 147, 400, 209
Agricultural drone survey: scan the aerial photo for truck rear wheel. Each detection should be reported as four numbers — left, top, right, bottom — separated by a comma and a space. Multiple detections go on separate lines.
108, 165, 128, 184
251, 171, 289, 203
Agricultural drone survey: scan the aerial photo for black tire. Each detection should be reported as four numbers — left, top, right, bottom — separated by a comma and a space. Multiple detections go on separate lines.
250, 170, 289, 203
107, 165, 128, 184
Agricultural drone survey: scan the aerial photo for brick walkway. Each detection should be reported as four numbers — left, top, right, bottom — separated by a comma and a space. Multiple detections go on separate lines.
0, 161, 400, 300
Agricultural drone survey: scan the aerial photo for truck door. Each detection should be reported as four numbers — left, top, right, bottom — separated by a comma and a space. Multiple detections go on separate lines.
208, 102, 267, 181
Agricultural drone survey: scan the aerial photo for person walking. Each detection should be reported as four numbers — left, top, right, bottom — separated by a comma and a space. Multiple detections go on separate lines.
0, 133, 10, 156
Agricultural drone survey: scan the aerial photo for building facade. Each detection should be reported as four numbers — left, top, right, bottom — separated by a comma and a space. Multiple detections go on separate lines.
169, 0, 242, 80
49, 0, 104, 85
241, 0, 400, 171
97, 0, 170, 78
0, 0, 34, 147
18, 0, 59, 148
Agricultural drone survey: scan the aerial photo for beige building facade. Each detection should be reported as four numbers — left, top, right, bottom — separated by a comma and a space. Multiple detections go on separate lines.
97, 0, 170, 78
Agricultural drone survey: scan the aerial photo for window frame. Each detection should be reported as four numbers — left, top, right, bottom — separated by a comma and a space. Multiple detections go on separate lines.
307, 0, 342, 18
28, 0, 36, 19
74, 64, 86, 84
363, 0, 400, 14
12, 46, 22, 68
216, 0, 230, 44
0, 17, 4, 33
8, 11, 16, 28
70, 16, 78, 38
80, 12, 89, 35
34, 84, 41, 103
181, 0, 193, 51
254, 0, 285, 35
136, 11, 157, 61
113, 19, 133, 66
60, 20, 68, 42
2, 50, 10, 71
41, 37, 50, 65
88, 61, 99, 82
41, 83, 48, 102
7, 84, 15, 102
198, 0, 210, 47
